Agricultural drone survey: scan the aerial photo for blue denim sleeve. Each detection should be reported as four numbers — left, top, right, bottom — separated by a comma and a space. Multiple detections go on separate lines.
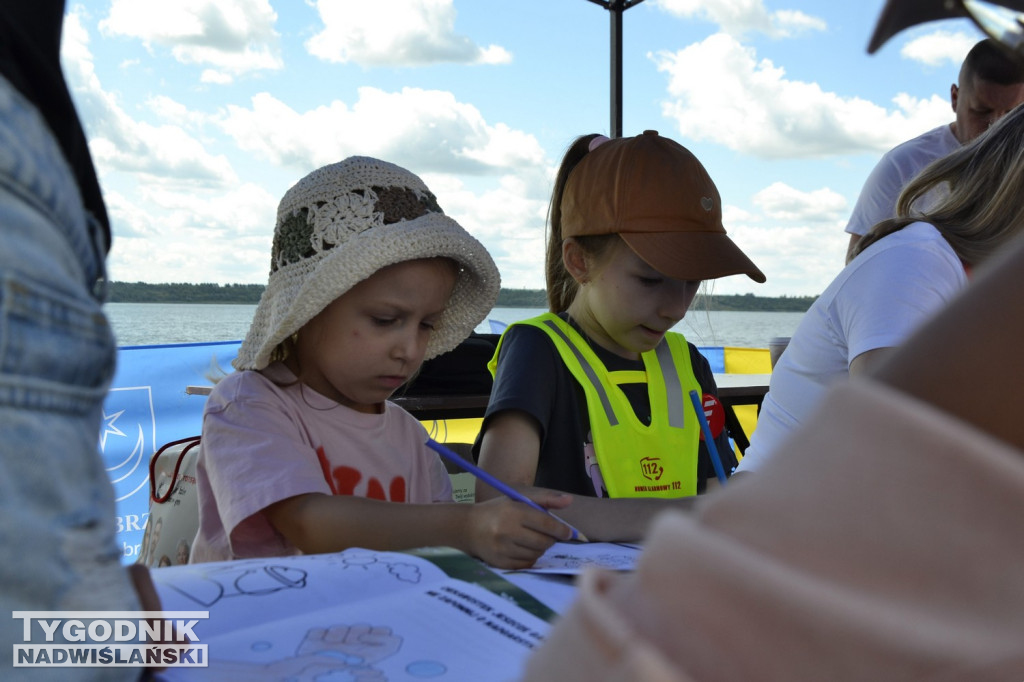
0, 73, 140, 678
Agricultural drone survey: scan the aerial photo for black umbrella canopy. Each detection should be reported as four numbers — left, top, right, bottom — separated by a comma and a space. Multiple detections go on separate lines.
869, 0, 1024, 55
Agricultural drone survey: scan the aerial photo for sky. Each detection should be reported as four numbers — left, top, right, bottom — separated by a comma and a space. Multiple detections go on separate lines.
60, 0, 988, 297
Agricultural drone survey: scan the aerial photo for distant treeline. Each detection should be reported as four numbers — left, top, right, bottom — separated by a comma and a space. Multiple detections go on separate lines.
695, 292, 815, 312
107, 282, 816, 312
108, 282, 266, 303
495, 289, 816, 311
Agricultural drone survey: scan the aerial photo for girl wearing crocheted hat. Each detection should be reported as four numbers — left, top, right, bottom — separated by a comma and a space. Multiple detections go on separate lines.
474, 131, 765, 542
190, 157, 573, 568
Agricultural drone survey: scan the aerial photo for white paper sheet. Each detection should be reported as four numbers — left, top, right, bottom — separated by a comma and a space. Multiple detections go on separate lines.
514, 542, 642, 575
151, 549, 552, 681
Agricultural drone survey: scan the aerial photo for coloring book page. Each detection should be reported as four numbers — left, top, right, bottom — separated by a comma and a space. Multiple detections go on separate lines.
151, 548, 551, 681
513, 542, 643, 574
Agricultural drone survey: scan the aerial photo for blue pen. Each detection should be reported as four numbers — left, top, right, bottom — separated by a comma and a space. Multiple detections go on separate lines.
688, 390, 728, 486
425, 438, 588, 542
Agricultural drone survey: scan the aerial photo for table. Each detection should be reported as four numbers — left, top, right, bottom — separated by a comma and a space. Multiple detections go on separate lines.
713, 373, 771, 404
392, 393, 489, 420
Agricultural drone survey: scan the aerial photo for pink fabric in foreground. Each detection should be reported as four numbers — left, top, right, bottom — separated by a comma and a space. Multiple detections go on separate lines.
524, 379, 1024, 681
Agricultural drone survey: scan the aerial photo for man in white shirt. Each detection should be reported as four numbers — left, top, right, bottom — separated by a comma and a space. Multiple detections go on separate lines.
844, 38, 1024, 262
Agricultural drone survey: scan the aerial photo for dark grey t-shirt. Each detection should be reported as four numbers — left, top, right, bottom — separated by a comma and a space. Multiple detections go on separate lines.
475, 316, 736, 497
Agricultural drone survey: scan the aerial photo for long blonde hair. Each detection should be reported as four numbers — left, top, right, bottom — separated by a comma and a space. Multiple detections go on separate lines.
852, 103, 1024, 265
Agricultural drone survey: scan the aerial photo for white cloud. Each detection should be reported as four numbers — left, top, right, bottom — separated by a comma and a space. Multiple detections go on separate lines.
146, 95, 207, 128
88, 126, 235, 183
652, 0, 825, 38
722, 204, 759, 224
62, 9, 238, 185
216, 87, 547, 175
211, 85, 555, 286
900, 30, 978, 68
305, 0, 511, 66
63, 6, 267, 285
716, 189, 848, 296
99, 0, 282, 82
752, 182, 847, 222
62, 6, 101, 92
105, 181, 279, 283
652, 33, 952, 158
61, 1, 870, 296
200, 68, 238, 85
717, 219, 847, 296
771, 9, 827, 36
62, 6, 551, 287
424, 172, 552, 288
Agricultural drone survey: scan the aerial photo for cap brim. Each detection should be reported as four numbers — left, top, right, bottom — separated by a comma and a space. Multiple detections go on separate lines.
868, 0, 969, 53
621, 232, 766, 284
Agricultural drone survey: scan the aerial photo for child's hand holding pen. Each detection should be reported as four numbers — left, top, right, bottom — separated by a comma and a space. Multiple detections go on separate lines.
426, 439, 588, 540
464, 491, 576, 570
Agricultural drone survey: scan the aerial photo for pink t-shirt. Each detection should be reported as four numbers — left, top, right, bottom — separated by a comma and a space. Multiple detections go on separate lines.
190, 363, 452, 562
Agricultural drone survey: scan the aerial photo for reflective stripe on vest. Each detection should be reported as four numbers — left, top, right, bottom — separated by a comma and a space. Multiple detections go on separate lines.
493, 313, 702, 498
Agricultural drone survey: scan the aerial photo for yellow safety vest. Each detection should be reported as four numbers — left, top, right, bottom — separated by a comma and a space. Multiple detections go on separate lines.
491, 313, 702, 498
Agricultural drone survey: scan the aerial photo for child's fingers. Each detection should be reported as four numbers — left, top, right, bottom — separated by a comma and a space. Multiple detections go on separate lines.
495, 531, 557, 569
475, 530, 548, 569
513, 504, 574, 542
469, 498, 575, 567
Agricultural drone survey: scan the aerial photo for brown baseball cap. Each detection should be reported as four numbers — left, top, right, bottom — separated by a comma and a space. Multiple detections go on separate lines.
560, 130, 766, 283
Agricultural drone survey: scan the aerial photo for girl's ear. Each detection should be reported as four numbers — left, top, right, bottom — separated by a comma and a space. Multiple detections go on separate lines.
562, 237, 590, 283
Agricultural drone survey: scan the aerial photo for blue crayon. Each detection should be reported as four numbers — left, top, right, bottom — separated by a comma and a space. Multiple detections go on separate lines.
425, 438, 588, 542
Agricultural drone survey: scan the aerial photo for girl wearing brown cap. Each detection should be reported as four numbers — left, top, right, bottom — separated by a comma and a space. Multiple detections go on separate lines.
474, 131, 765, 542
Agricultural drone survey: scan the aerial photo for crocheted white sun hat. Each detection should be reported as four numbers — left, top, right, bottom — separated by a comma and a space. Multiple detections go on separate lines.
234, 156, 501, 371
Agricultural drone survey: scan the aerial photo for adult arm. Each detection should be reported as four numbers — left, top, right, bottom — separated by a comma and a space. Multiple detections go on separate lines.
869, 231, 1024, 450
849, 347, 891, 376
740, 227, 964, 477
838, 227, 966, 373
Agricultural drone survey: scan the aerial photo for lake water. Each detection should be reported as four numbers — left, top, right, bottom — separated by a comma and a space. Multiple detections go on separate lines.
105, 302, 805, 349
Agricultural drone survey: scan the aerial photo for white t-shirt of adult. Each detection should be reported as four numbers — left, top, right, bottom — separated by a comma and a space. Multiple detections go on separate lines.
737, 223, 967, 473
845, 125, 960, 237
191, 362, 452, 562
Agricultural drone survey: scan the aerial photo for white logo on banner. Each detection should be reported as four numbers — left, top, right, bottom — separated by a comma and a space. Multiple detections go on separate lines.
101, 385, 157, 560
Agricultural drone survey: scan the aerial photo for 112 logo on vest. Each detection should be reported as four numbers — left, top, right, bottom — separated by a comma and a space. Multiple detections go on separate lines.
12, 611, 209, 668
639, 456, 664, 481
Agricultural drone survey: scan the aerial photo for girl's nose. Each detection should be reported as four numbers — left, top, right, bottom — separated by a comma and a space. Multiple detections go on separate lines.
392, 327, 428, 363
659, 298, 690, 324
659, 282, 700, 322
